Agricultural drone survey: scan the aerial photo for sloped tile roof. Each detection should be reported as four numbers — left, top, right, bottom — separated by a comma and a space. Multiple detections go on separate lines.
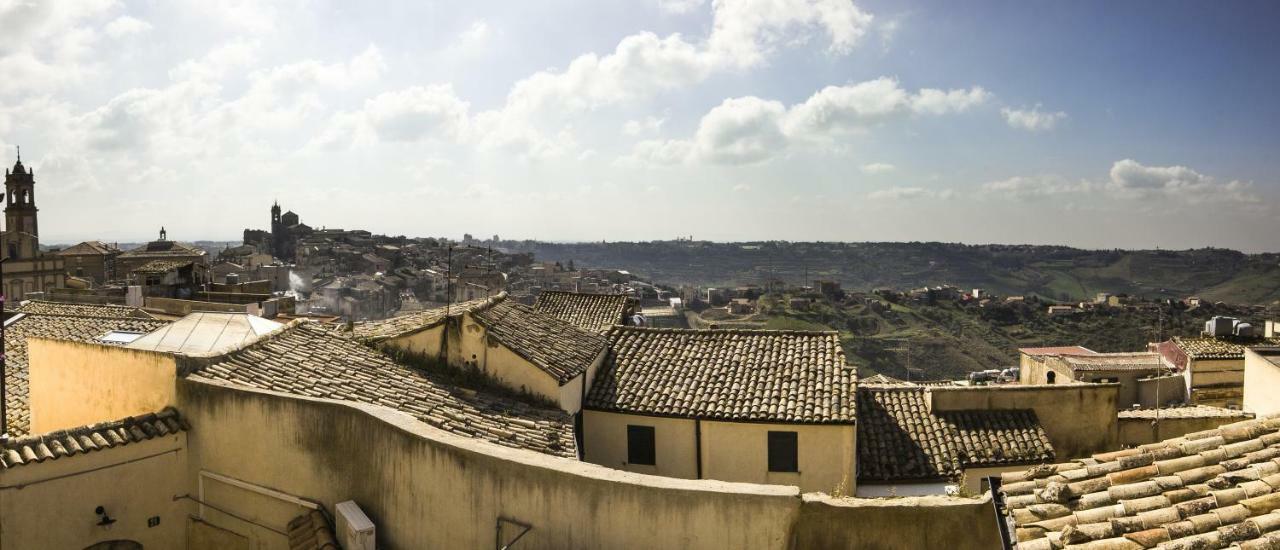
190, 322, 577, 458
1118, 405, 1255, 420
999, 416, 1280, 550
1050, 352, 1165, 373
287, 510, 339, 550
349, 295, 497, 342
54, 240, 117, 256
471, 300, 608, 384
119, 240, 206, 258
857, 387, 1054, 483
0, 408, 186, 468
1173, 336, 1280, 360
532, 291, 632, 332
131, 259, 193, 274
585, 327, 854, 423
4, 313, 170, 437
1019, 346, 1097, 357
860, 373, 912, 386
16, 300, 154, 319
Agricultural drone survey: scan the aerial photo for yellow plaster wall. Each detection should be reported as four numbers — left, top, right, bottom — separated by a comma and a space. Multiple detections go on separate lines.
179, 379, 803, 550
929, 384, 1119, 459
699, 421, 855, 494
0, 433, 190, 550
582, 410, 699, 479
27, 338, 179, 434
1245, 350, 1280, 417
793, 493, 1001, 550
384, 324, 445, 358
1118, 414, 1253, 446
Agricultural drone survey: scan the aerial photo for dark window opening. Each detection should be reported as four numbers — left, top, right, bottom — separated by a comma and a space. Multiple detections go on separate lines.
627, 425, 655, 465
1046, 371, 1057, 384
768, 431, 798, 472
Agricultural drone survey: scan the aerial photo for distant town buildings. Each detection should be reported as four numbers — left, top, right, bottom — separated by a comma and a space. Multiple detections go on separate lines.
0, 151, 65, 300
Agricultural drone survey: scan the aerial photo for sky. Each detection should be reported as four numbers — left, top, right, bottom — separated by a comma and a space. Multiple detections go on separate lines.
2, 0, 1278, 251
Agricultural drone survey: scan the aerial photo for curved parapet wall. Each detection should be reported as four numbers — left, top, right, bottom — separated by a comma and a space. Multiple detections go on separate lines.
177, 377, 803, 549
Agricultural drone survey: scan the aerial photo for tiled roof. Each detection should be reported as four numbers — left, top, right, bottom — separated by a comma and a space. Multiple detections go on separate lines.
1173, 336, 1280, 360
861, 373, 911, 386
190, 322, 577, 458
349, 295, 497, 342
1020, 346, 1097, 357
999, 416, 1280, 550
532, 291, 632, 332
0, 408, 186, 468
857, 387, 1055, 482
54, 240, 117, 256
16, 300, 153, 319
131, 259, 193, 274
1118, 405, 1256, 420
119, 240, 206, 258
4, 313, 170, 437
287, 510, 338, 550
1050, 352, 1165, 372
471, 300, 608, 384
585, 327, 854, 423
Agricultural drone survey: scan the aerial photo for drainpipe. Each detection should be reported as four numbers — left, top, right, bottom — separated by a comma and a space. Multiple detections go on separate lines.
695, 419, 703, 479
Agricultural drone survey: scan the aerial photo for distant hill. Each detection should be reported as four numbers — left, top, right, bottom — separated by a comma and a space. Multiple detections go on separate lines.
500, 241, 1280, 305
690, 294, 1271, 381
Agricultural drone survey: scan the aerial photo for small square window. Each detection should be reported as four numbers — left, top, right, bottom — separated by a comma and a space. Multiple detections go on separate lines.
627, 425, 655, 466
768, 431, 798, 472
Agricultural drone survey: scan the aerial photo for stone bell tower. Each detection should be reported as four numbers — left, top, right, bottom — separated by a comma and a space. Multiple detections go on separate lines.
4, 146, 38, 237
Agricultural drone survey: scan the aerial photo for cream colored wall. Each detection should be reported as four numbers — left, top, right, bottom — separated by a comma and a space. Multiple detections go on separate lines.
384, 325, 445, 358
929, 384, 1118, 459
1245, 350, 1280, 417
1137, 374, 1187, 408
582, 410, 699, 479
0, 433, 190, 550
179, 379, 803, 550
699, 421, 855, 494
1118, 414, 1252, 446
27, 338, 179, 434
457, 312, 567, 407
793, 493, 1001, 550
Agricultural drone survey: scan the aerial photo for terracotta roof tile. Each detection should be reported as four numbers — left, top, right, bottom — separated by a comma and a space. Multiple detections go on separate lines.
857, 387, 1055, 483
533, 291, 632, 333
586, 327, 853, 423
350, 295, 496, 342
1020, 346, 1097, 357
1174, 336, 1280, 360
3, 313, 170, 437
1119, 406, 1255, 420
1048, 352, 1166, 373
0, 408, 186, 468
471, 300, 608, 384
190, 322, 577, 458
15, 300, 154, 319
131, 259, 193, 274
999, 416, 1280, 549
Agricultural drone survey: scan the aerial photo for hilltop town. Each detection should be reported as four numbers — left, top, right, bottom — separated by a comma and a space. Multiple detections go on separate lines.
2, 151, 1280, 549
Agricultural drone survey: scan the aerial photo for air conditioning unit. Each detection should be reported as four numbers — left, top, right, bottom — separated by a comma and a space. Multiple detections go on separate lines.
1205, 316, 1235, 337
335, 500, 375, 550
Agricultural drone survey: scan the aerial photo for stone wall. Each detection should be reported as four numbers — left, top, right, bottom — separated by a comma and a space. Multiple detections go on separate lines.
793, 493, 1001, 550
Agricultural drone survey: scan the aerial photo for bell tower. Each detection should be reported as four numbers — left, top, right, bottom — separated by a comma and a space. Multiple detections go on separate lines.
4, 146, 38, 237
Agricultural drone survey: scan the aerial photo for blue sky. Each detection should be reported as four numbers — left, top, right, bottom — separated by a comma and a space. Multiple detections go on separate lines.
1, 0, 1276, 251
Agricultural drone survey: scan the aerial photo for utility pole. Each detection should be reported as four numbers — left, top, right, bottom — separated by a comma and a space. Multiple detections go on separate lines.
445, 246, 453, 316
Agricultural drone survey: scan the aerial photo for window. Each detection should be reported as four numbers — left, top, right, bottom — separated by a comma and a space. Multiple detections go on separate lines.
1046, 371, 1056, 384
768, 431, 798, 472
626, 425, 655, 466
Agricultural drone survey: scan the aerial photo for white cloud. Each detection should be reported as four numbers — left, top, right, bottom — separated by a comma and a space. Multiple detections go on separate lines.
362, 85, 470, 142
1002, 104, 1067, 132
104, 16, 152, 38
694, 96, 788, 164
461, 21, 491, 43
655, 0, 707, 15
867, 186, 952, 200
982, 175, 1090, 198
630, 76, 989, 165
733, 183, 752, 192
983, 160, 1261, 206
1108, 159, 1259, 203
623, 115, 666, 136
618, 138, 696, 167
860, 162, 895, 174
